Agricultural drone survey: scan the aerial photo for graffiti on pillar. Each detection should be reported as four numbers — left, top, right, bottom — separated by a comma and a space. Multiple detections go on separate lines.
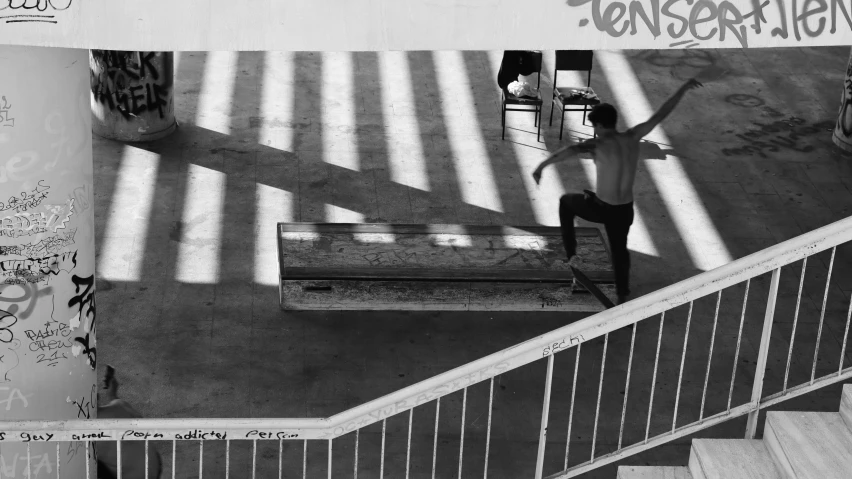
0, 97, 12, 127
0, 452, 53, 479
0, 386, 31, 411
68, 274, 96, 369
90, 51, 173, 120
0, 181, 50, 214
0, 198, 74, 238
0, 283, 53, 321
0, 339, 20, 382
0, 229, 76, 259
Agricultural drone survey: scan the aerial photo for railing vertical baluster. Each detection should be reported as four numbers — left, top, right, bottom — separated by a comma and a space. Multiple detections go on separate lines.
563, 344, 581, 470
785, 258, 808, 391
812, 247, 837, 385
381, 419, 387, 479
432, 398, 440, 479
406, 409, 413, 479
484, 377, 494, 479
55, 442, 60, 479
728, 279, 751, 412
700, 291, 722, 421
645, 312, 666, 443
535, 354, 555, 479
303, 440, 307, 479
840, 293, 852, 376
171, 440, 176, 479
354, 429, 359, 479
591, 333, 609, 463
198, 440, 202, 479
673, 302, 695, 432
226, 440, 230, 479
86, 441, 91, 479
618, 322, 638, 450
279, 440, 283, 479
746, 267, 781, 438
328, 439, 333, 479
117, 441, 122, 479
26, 441, 31, 479
459, 387, 468, 479
144, 441, 149, 479
252, 439, 258, 479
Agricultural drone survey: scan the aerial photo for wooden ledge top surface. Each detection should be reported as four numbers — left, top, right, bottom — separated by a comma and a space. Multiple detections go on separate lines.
278, 223, 614, 282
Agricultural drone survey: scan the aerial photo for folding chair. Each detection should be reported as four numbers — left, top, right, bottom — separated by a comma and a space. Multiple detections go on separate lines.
500, 50, 543, 141
549, 50, 601, 140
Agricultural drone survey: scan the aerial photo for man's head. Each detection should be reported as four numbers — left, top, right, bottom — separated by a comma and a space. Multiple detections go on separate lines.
588, 103, 618, 132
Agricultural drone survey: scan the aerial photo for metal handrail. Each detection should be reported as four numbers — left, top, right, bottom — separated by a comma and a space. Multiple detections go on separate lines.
4, 215, 852, 478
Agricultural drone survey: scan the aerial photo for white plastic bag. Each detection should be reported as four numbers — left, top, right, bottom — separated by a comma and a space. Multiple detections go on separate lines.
508, 81, 538, 98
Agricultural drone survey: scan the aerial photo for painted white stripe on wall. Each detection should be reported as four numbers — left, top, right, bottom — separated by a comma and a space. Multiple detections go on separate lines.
175, 164, 225, 283
322, 52, 359, 170
98, 146, 159, 281
195, 51, 239, 134
258, 52, 296, 151
433, 51, 503, 212
596, 51, 732, 270
254, 184, 295, 285
379, 52, 430, 191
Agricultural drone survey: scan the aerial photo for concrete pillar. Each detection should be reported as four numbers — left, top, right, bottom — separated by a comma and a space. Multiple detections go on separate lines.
0, 46, 97, 477
90, 51, 177, 142
833, 46, 852, 153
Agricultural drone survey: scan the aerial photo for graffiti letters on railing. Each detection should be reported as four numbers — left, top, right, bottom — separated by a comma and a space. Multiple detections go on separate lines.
174, 430, 227, 440
566, 0, 852, 48
0, 96, 13, 127
321, 361, 510, 439
120, 430, 160, 440
245, 430, 300, 440
90, 51, 173, 120
0, 181, 49, 214
721, 117, 836, 157
542, 334, 586, 358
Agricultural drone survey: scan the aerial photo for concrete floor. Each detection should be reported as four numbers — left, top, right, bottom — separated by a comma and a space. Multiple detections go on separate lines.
93, 48, 852, 478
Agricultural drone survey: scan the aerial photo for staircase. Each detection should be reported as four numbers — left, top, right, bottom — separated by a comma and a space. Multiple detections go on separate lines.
618, 385, 852, 479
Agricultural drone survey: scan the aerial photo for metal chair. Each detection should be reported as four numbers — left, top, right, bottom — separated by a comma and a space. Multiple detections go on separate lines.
549, 50, 601, 140
500, 50, 543, 141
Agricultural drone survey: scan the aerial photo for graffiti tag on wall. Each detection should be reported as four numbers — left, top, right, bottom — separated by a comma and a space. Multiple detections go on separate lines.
0, 198, 74, 238
566, 0, 852, 49
0, 97, 12, 127
90, 51, 173, 120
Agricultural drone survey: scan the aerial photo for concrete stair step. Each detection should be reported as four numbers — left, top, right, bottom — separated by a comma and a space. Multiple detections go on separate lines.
764, 411, 852, 479
617, 466, 693, 479
688, 439, 781, 479
841, 384, 852, 432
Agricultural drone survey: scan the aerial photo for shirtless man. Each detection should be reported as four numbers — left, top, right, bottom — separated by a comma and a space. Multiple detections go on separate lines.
533, 78, 703, 304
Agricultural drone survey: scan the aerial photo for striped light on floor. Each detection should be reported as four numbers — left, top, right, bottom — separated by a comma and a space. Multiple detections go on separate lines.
596, 50, 732, 270
175, 164, 226, 283
380, 51, 430, 191
322, 52, 359, 171
195, 51, 239, 135
254, 183, 295, 285
433, 51, 503, 212
97, 146, 159, 281
258, 52, 296, 152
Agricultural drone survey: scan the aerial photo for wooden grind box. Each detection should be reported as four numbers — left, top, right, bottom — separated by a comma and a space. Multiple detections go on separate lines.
277, 223, 616, 312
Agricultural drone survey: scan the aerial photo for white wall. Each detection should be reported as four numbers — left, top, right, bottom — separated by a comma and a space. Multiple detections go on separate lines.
0, 0, 850, 51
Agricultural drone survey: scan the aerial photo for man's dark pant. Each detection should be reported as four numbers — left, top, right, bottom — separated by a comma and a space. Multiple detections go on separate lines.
559, 191, 634, 298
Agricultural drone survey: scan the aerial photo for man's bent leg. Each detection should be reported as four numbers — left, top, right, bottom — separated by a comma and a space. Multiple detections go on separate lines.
605, 219, 632, 301
559, 193, 605, 259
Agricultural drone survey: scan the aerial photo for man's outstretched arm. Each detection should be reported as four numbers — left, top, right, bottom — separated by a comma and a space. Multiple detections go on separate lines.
628, 78, 703, 140
532, 140, 597, 184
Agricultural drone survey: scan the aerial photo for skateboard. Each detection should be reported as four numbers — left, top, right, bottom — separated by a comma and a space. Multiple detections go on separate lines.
570, 266, 615, 309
